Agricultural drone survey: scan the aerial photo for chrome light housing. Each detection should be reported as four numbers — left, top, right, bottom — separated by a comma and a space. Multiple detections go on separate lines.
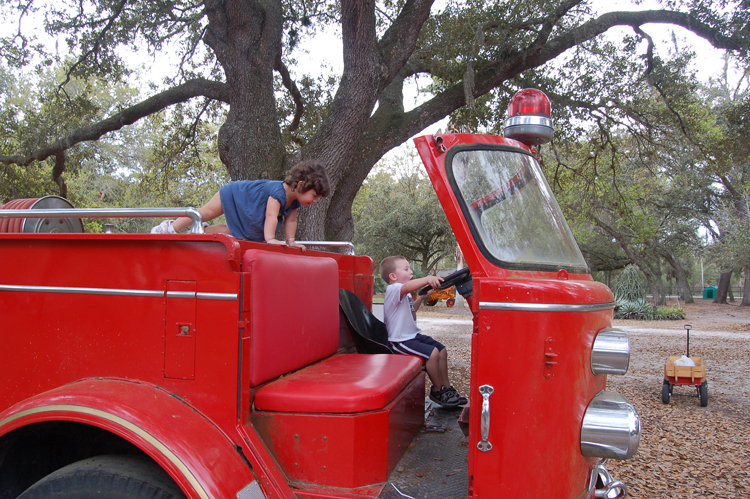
591, 328, 630, 375
581, 391, 640, 460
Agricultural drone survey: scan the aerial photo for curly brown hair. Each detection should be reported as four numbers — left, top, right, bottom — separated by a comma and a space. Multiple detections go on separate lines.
284, 160, 331, 197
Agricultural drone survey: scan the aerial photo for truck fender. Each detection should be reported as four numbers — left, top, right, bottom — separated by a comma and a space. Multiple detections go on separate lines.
0, 378, 258, 499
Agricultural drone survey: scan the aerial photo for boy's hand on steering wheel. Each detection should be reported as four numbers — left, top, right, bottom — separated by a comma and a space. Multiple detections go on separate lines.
425, 275, 443, 290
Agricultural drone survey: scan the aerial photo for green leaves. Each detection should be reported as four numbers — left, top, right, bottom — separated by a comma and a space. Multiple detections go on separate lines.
352, 151, 457, 275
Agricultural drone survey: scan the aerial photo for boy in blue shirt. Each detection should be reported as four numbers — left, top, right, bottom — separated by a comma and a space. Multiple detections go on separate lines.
380, 255, 467, 408
152, 160, 329, 250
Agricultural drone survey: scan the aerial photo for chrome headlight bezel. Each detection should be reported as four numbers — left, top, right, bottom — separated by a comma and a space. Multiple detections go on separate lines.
581, 391, 640, 460
591, 328, 630, 376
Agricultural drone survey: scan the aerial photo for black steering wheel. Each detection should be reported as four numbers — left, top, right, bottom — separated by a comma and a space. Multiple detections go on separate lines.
418, 267, 472, 296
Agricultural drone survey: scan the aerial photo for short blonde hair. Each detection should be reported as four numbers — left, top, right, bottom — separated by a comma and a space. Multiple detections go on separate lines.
379, 255, 407, 284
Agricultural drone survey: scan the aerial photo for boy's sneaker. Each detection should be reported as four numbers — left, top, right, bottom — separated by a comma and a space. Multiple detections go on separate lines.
429, 386, 460, 408
151, 220, 176, 234
445, 386, 468, 406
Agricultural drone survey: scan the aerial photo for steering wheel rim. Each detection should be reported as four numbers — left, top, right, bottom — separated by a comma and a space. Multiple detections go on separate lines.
418, 267, 471, 295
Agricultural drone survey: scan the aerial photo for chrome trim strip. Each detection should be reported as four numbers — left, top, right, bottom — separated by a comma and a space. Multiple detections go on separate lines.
197, 292, 238, 301
480, 301, 615, 312
504, 115, 553, 128
0, 207, 205, 234
0, 404, 209, 499
0, 284, 237, 301
0, 284, 163, 297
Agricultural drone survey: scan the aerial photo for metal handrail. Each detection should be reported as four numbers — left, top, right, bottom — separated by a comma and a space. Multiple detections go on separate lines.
0, 209, 356, 254
0, 207, 205, 234
296, 241, 355, 255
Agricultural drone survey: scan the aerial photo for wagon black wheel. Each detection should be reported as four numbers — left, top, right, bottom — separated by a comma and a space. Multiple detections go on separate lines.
425, 298, 438, 307
18, 455, 186, 499
699, 381, 708, 407
661, 380, 671, 404
446, 298, 456, 308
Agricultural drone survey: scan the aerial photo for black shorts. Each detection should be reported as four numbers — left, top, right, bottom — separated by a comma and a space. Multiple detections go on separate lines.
390, 334, 445, 360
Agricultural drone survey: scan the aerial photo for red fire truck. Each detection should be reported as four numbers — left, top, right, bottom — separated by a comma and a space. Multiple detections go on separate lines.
0, 89, 639, 499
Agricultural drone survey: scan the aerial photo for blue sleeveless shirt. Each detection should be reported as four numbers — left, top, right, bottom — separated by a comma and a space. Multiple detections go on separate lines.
219, 180, 300, 242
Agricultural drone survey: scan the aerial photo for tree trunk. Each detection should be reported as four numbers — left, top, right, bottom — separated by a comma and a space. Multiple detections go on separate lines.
203, 0, 286, 181
714, 271, 731, 304
741, 269, 750, 306
662, 249, 694, 304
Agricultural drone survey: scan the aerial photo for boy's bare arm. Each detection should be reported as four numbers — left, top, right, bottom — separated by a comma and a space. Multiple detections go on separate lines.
400, 275, 443, 299
264, 197, 284, 244
284, 209, 305, 250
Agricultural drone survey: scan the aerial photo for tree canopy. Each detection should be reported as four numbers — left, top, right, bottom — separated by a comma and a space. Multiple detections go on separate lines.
352, 152, 456, 274
2, 0, 748, 241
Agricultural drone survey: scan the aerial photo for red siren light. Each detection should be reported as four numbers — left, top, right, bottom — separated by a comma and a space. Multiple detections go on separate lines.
503, 89, 553, 146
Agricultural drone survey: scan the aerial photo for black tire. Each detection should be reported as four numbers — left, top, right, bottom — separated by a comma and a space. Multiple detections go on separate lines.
446, 298, 456, 308
699, 381, 708, 407
425, 298, 438, 307
18, 455, 186, 499
661, 380, 671, 404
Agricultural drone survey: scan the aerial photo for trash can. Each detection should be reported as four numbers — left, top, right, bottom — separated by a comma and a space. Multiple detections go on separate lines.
702, 286, 717, 299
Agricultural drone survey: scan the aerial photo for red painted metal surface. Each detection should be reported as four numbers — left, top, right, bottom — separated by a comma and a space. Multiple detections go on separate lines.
0, 378, 256, 499
414, 132, 614, 498
0, 130, 618, 498
251, 372, 424, 489
0, 230, 403, 498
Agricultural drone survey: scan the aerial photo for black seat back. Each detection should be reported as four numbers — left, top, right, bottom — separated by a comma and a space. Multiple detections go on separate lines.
339, 289, 393, 354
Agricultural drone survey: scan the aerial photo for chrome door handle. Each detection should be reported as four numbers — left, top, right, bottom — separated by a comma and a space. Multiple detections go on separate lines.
478, 385, 494, 452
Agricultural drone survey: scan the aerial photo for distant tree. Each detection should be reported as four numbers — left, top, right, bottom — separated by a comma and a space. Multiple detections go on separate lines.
1, 0, 747, 242
353, 152, 455, 274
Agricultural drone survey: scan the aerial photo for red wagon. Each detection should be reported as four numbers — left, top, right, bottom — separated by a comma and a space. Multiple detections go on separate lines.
661, 325, 708, 407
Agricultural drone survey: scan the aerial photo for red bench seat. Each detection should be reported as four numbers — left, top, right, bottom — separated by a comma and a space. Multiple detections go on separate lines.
242, 249, 424, 489
254, 354, 423, 413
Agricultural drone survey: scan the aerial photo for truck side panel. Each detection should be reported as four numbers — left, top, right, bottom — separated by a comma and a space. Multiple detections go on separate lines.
0, 235, 242, 431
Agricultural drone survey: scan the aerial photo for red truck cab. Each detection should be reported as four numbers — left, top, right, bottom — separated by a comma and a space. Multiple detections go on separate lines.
0, 90, 639, 498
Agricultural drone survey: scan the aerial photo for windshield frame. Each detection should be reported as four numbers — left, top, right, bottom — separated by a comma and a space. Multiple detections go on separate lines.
445, 143, 590, 274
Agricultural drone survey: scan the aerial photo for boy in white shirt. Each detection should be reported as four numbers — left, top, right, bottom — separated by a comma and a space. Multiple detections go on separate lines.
380, 255, 467, 408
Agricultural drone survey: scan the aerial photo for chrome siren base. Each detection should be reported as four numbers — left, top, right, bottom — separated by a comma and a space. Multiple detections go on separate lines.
591, 329, 630, 375
581, 391, 640, 460
503, 115, 554, 145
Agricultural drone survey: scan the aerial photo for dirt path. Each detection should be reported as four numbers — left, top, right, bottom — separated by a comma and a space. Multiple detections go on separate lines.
417, 299, 750, 498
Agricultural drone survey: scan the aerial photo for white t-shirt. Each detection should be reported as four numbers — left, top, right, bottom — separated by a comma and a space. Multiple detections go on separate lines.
383, 282, 420, 342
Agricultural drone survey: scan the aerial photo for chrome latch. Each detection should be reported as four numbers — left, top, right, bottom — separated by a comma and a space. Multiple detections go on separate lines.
477, 385, 494, 452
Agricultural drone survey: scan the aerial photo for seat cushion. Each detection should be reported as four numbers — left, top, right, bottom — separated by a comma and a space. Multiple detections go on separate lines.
254, 354, 423, 413
243, 249, 340, 387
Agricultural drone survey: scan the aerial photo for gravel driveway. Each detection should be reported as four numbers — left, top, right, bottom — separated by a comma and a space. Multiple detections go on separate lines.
416, 299, 750, 498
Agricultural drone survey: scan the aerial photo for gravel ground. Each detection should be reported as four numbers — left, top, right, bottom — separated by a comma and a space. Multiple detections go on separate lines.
416, 299, 750, 498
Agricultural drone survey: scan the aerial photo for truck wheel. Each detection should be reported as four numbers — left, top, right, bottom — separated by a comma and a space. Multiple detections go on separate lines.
425, 298, 438, 306
446, 298, 456, 307
699, 381, 708, 407
18, 455, 186, 499
661, 380, 670, 404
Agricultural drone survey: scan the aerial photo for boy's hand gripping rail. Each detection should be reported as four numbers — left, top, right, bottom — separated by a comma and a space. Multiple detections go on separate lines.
0, 207, 205, 234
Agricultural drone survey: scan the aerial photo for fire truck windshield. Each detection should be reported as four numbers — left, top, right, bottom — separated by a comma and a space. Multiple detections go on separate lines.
449, 147, 588, 272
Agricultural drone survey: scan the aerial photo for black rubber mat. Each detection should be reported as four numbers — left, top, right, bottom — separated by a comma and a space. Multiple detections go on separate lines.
379, 400, 469, 499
